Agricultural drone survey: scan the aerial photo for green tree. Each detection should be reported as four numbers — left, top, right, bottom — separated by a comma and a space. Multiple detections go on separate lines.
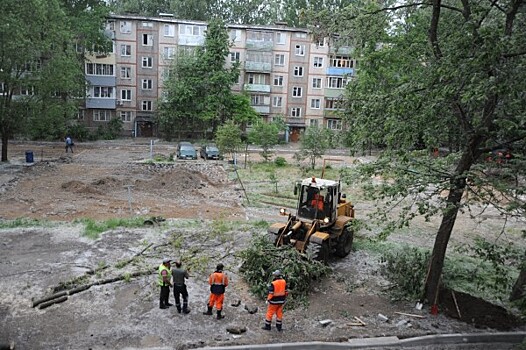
307, 0, 526, 305
215, 120, 243, 159
157, 19, 248, 140
248, 119, 284, 162
0, 0, 110, 161
299, 126, 330, 169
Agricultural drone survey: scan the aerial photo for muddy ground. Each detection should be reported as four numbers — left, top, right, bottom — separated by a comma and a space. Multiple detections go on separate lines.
0, 140, 525, 350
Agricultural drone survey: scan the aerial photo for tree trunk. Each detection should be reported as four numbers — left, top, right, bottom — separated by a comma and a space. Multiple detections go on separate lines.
1, 134, 8, 162
424, 177, 465, 304
510, 253, 526, 302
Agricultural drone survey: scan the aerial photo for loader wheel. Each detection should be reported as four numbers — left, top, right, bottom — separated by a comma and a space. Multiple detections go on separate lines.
306, 241, 329, 264
335, 225, 354, 258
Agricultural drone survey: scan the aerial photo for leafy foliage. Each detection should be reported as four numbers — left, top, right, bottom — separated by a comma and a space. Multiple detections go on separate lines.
215, 120, 243, 157
239, 235, 331, 308
77, 217, 147, 239
298, 126, 330, 169
248, 119, 285, 162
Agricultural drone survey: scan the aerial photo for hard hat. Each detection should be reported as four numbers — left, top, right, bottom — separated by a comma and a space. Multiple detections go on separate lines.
272, 269, 282, 277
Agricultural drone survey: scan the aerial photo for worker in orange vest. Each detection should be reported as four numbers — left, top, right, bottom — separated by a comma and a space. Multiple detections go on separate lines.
311, 193, 324, 211
203, 263, 229, 319
262, 269, 288, 331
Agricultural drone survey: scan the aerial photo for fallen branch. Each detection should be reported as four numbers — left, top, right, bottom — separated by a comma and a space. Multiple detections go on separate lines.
394, 311, 425, 319
32, 291, 68, 308
38, 295, 68, 309
451, 291, 462, 319
354, 316, 367, 326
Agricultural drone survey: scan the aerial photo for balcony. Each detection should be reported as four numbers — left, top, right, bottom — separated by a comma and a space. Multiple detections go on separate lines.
252, 105, 270, 114
246, 41, 273, 51
244, 84, 271, 93
86, 98, 116, 109
326, 67, 353, 76
245, 61, 272, 72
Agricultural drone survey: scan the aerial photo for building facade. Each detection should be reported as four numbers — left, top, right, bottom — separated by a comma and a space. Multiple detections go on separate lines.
83, 14, 356, 140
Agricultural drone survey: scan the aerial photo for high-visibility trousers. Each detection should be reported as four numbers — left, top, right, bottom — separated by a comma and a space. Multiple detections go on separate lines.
265, 303, 284, 323
208, 293, 225, 311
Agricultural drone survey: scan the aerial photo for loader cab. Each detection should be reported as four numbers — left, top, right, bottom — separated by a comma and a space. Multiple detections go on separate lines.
296, 177, 339, 225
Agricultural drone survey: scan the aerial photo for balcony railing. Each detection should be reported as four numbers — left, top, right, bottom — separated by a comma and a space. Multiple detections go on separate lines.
245, 61, 272, 72
244, 84, 271, 93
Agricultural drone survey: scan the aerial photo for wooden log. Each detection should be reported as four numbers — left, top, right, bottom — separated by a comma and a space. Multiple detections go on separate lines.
68, 284, 92, 295
38, 296, 68, 309
354, 316, 367, 326
394, 312, 425, 319
32, 291, 67, 308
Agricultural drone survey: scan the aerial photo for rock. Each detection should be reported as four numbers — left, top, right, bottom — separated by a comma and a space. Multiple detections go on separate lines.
231, 299, 241, 307
244, 305, 258, 314
319, 319, 332, 327
226, 326, 247, 334
378, 313, 389, 322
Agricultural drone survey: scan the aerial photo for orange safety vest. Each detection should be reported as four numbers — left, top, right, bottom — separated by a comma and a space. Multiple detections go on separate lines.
267, 278, 287, 304
311, 195, 324, 211
209, 271, 228, 295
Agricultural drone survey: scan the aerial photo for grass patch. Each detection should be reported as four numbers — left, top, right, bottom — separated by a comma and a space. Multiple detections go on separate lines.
76, 217, 146, 239
0, 218, 53, 229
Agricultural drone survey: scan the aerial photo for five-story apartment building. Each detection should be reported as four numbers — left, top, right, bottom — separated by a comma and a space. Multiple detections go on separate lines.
83, 14, 356, 140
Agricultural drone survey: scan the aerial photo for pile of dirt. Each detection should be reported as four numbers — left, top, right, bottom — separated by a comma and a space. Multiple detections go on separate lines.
439, 288, 524, 331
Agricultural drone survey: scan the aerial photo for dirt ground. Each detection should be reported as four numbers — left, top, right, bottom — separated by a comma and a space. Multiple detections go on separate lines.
0, 140, 525, 350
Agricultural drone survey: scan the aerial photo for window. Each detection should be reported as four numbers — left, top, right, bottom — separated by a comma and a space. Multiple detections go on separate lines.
327, 119, 342, 130
142, 22, 153, 28
93, 110, 110, 121
310, 119, 319, 127
276, 32, 285, 44
142, 57, 153, 68
76, 110, 85, 120
317, 39, 325, 47
312, 78, 322, 89
295, 33, 307, 38
292, 86, 302, 97
325, 98, 343, 109
20, 86, 35, 95
142, 34, 153, 46
179, 24, 205, 36
247, 31, 273, 42
141, 100, 153, 111
120, 67, 131, 79
142, 79, 153, 90
230, 29, 241, 42
120, 44, 131, 56
313, 57, 324, 68
163, 47, 176, 59
120, 21, 131, 34
274, 54, 285, 66
121, 89, 132, 101
330, 55, 353, 68
93, 86, 114, 98
327, 77, 348, 89
310, 99, 321, 109
86, 63, 114, 76
273, 96, 283, 107
120, 111, 132, 122
273, 75, 284, 86
291, 107, 302, 117
250, 94, 265, 105
247, 73, 266, 85
293, 66, 304, 77
164, 24, 175, 37
295, 44, 305, 56
230, 52, 240, 62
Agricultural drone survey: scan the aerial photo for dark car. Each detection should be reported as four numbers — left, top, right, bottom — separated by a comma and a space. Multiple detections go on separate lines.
200, 144, 221, 160
176, 142, 197, 160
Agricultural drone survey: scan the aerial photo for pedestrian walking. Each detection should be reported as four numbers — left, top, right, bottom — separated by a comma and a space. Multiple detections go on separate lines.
158, 258, 173, 309
65, 136, 74, 153
172, 260, 190, 314
203, 263, 228, 319
262, 269, 288, 331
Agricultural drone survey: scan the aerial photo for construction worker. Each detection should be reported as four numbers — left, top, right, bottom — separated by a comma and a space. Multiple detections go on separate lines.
171, 260, 190, 314
262, 269, 288, 331
203, 263, 229, 319
158, 258, 173, 309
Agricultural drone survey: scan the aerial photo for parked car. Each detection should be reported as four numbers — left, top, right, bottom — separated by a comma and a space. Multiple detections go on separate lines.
200, 144, 222, 160
176, 142, 197, 160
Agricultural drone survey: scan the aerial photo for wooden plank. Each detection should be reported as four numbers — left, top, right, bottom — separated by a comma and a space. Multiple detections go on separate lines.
394, 312, 425, 319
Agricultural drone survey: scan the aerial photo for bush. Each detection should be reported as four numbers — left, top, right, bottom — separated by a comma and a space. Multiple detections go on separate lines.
239, 235, 331, 309
380, 245, 430, 300
274, 156, 287, 167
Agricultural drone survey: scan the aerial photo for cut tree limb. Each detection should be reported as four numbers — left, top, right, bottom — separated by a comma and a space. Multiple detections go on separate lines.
394, 312, 425, 319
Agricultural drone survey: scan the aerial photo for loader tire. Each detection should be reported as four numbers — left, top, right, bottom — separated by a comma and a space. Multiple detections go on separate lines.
306, 241, 329, 264
335, 225, 354, 258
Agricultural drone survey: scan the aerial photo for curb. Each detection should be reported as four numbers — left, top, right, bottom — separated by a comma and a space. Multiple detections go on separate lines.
199, 332, 526, 349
